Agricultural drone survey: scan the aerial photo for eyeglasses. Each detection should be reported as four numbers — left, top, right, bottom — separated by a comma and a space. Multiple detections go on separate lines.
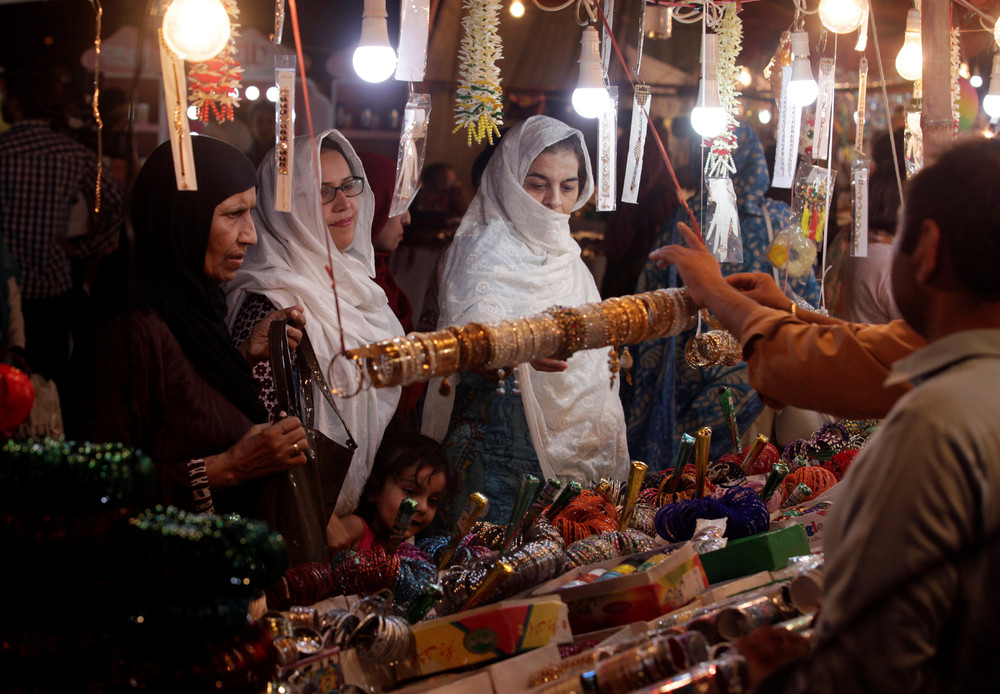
320, 177, 365, 204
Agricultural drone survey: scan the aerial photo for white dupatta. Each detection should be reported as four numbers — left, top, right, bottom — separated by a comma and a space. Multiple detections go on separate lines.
423, 116, 629, 484
226, 129, 403, 514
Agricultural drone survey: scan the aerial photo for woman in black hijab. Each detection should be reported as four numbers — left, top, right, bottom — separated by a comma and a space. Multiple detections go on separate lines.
73, 137, 308, 516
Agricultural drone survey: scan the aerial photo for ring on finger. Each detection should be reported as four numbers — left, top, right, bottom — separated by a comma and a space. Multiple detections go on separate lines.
293, 442, 300, 454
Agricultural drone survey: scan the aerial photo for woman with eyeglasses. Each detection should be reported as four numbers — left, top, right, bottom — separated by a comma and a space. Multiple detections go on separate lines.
227, 131, 403, 523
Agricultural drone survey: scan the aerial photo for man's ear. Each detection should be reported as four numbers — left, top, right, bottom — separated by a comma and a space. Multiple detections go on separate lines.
913, 219, 941, 286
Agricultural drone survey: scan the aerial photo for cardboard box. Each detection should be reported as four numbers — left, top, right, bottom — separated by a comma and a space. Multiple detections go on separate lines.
534, 543, 708, 634
393, 597, 572, 681
698, 525, 811, 584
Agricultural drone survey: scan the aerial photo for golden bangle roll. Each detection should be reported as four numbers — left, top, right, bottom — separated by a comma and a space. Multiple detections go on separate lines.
510, 318, 536, 363
600, 299, 627, 345
429, 329, 461, 376
368, 339, 402, 387
684, 329, 742, 368
617, 295, 648, 344
413, 333, 438, 382
483, 322, 514, 368
576, 303, 607, 350
546, 305, 585, 360
532, 314, 561, 358
395, 336, 418, 385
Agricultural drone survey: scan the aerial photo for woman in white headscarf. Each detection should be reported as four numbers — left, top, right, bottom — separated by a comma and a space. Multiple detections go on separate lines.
423, 115, 628, 524
227, 130, 402, 517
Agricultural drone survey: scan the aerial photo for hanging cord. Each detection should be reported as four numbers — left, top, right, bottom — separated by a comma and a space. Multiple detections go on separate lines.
90, 0, 103, 215
591, 1, 700, 234
287, 0, 347, 359
868, 0, 905, 204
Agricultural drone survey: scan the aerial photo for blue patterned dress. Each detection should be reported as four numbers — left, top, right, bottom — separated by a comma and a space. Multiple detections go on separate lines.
623, 123, 821, 471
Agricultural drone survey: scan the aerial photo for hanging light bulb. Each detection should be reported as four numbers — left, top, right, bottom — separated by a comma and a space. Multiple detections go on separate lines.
572, 26, 610, 119
161, 0, 231, 62
690, 33, 726, 138
787, 31, 818, 106
645, 4, 673, 40
818, 0, 868, 35
353, 0, 397, 83
895, 8, 922, 81
510, 0, 525, 18
984, 54, 1000, 119
758, 108, 772, 124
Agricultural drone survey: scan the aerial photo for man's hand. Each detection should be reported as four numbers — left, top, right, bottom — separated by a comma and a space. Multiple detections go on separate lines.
648, 222, 730, 308
726, 273, 790, 311
530, 358, 568, 373
238, 305, 306, 363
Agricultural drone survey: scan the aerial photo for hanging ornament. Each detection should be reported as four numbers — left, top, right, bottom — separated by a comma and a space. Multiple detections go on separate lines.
850, 157, 869, 258
187, 0, 243, 124
453, 0, 504, 146
596, 86, 618, 212
273, 54, 296, 213
767, 220, 817, 278
772, 59, 802, 189
904, 81, 924, 177
703, 4, 742, 175
270, 0, 285, 44
793, 162, 837, 243
810, 58, 836, 162
396, 0, 431, 82
158, 29, 197, 190
684, 330, 742, 369
855, 56, 868, 151
704, 176, 742, 263
391, 92, 432, 217
90, 0, 104, 215
621, 84, 650, 204
950, 28, 961, 138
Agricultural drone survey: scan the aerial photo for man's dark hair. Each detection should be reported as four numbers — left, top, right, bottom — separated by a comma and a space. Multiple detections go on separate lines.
868, 164, 902, 235
899, 138, 1000, 299
3, 64, 66, 121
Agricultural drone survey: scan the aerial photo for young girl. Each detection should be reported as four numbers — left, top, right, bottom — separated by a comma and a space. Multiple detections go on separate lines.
327, 430, 457, 553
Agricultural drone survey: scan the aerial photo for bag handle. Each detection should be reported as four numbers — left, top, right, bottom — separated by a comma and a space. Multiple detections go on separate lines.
268, 319, 358, 452
268, 319, 300, 418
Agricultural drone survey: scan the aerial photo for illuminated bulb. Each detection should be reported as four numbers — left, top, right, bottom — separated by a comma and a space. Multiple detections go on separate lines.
818, 0, 868, 35
984, 54, 1000, 119
895, 9, 922, 81
244, 85, 260, 101
739, 66, 752, 87
510, 0, 525, 18
645, 5, 673, 40
266, 86, 279, 102
787, 31, 818, 107
161, 0, 231, 62
690, 34, 726, 138
758, 108, 772, 124
352, 0, 397, 83
971, 74, 983, 89
572, 26, 610, 119
187, 105, 198, 120
960, 62, 970, 79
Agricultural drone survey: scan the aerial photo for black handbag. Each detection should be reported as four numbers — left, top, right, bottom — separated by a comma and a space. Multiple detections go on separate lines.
262, 320, 358, 566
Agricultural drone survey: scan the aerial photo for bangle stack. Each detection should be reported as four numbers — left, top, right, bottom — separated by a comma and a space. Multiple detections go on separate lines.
348, 287, 698, 389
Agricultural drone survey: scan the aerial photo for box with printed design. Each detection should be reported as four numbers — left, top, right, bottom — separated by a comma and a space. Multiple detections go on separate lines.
393, 597, 572, 680
532, 543, 709, 634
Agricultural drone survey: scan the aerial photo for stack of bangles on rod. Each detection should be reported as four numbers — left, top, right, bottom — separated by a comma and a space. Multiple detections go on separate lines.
344, 287, 701, 389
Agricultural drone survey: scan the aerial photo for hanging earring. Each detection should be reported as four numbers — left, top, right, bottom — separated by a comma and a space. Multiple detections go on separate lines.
608, 347, 621, 387
496, 369, 506, 395
512, 368, 521, 395
439, 374, 452, 396
621, 346, 633, 385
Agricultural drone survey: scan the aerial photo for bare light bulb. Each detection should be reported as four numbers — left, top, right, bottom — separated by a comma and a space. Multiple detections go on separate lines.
244, 85, 260, 101
353, 0, 397, 83
895, 8, 922, 81
758, 108, 772, 124
818, 0, 867, 35
572, 26, 610, 119
510, 0, 525, 18
984, 54, 1000, 119
787, 31, 818, 107
739, 66, 752, 87
690, 34, 726, 138
162, 0, 231, 62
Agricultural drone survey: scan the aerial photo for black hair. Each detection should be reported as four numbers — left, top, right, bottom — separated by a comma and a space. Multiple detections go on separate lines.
867, 163, 902, 235
319, 137, 356, 177
353, 429, 459, 521
540, 135, 589, 199
3, 64, 67, 121
898, 138, 1000, 299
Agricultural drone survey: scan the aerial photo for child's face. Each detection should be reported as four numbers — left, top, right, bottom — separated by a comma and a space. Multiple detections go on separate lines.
373, 464, 447, 541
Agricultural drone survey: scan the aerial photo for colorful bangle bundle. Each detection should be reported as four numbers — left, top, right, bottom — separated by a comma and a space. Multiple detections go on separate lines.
653, 487, 769, 543
349, 288, 697, 388
551, 490, 620, 545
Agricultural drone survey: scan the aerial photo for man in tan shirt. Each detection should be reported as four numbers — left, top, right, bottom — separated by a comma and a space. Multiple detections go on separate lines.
655, 138, 1000, 693
650, 226, 925, 419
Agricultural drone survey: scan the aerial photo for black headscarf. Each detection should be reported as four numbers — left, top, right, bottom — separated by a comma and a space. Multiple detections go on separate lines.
94, 136, 267, 422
